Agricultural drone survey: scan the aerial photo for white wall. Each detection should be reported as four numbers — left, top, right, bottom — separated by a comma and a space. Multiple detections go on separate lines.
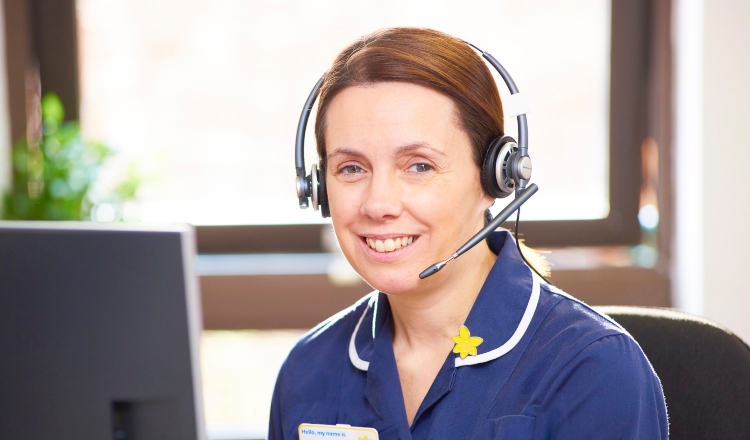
701, 1, 750, 343
674, 0, 750, 344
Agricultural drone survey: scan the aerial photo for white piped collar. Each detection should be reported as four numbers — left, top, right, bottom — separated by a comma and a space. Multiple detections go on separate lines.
349, 304, 371, 371
455, 271, 539, 367
348, 230, 540, 372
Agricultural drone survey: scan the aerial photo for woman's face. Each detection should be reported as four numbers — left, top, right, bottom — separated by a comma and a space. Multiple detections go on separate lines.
324, 82, 495, 295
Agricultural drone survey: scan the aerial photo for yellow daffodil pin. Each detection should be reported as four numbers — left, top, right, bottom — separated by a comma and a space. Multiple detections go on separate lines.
452, 325, 483, 359
358, 436, 371, 440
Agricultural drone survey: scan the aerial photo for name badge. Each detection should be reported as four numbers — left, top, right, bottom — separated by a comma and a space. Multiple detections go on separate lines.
298, 423, 379, 439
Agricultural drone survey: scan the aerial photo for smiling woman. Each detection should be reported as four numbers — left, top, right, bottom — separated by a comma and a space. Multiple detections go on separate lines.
269, 28, 668, 439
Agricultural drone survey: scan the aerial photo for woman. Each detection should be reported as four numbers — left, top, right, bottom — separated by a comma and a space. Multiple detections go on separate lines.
270, 28, 668, 439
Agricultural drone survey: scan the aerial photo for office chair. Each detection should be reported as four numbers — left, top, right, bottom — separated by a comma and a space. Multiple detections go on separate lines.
596, 306, 750, 440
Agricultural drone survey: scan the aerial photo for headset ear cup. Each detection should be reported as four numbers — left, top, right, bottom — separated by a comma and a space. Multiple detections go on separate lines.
481, 137, 503, 198
481, 136, 516, 198
318, 163, 330, 218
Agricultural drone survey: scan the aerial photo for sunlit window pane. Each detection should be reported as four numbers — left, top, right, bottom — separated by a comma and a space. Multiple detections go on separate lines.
77, 0, 609, 224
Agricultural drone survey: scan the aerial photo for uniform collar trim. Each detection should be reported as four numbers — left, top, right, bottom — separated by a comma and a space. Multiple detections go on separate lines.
348, 231, 538, 372
455, 270, 539, 367
349, 303, 371, 371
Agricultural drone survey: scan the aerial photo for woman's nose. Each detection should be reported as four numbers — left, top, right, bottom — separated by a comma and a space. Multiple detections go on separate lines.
360, 172, 403, 220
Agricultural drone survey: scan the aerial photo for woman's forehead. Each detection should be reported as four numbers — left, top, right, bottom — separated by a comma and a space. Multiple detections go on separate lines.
324, 82, 467, 155
327, 82, 456, 122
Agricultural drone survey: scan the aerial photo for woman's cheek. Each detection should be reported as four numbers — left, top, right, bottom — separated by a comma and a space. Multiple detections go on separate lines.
402, 184, 447, 217
328, 181, 359, 217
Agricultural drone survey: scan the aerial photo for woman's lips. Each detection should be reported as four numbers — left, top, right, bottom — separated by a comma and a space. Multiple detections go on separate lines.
364, 236, 416, 253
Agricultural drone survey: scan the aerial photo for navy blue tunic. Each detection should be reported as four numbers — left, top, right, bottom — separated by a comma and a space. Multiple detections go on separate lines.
269, 231, 669, 439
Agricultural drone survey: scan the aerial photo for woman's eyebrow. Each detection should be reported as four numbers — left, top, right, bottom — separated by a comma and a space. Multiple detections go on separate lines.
326, 147, 365, 161
327, 143, 447, 160
394, 143, 447, 157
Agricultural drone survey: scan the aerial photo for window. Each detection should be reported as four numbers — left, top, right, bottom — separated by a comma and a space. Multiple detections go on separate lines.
72, 0, 639, 248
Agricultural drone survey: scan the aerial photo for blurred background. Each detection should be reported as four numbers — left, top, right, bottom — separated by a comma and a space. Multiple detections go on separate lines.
1, 0, 748, 438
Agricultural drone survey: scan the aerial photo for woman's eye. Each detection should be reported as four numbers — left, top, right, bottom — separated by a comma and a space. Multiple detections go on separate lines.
340, 165, 364, 174
409, 163, 433, 173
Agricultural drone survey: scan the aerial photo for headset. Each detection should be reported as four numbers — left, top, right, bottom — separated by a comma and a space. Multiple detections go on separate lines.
294, 40, 542, 280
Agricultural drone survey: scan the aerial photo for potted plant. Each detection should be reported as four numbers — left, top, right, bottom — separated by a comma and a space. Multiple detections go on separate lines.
2, 92, 139, 221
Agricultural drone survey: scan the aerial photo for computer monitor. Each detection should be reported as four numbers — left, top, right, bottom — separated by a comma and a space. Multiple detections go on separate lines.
0, 222, 206, 440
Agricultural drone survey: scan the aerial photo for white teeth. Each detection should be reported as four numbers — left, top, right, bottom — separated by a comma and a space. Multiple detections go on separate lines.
366, 236, 416, 253
384, 238, 395, 251
375, 240, 385, 252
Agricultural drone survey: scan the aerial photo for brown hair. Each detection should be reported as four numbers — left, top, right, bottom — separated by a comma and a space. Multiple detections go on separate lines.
314, 27, 504, 168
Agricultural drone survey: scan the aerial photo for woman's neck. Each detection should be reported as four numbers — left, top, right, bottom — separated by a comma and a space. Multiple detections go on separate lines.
387, 242, 497, 350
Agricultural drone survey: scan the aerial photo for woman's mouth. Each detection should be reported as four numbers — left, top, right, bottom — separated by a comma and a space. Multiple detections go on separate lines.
364, 236, 416, 253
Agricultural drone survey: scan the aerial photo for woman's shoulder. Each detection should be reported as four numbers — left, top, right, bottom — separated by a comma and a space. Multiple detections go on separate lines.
535, 282, 634, 348
468, 274, 668, 436
524, 282, 658, 376
529, 282, 665, 396
519, 283, 668, 436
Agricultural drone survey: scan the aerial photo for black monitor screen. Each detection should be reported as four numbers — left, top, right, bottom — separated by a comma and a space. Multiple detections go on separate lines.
0, 222, 206, 440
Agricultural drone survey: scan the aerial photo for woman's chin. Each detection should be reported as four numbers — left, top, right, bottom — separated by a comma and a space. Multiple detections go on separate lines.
359, 269, 426, 296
